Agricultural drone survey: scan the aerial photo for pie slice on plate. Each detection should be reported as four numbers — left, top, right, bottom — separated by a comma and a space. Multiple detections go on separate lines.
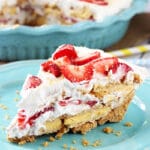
7, 44, 147, 144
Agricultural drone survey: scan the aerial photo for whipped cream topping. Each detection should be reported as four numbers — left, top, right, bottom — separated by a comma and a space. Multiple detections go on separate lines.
30, 0, 133, 22
19, 75, 101, 118
7, 45, 144, 138
0, 0, 133, 24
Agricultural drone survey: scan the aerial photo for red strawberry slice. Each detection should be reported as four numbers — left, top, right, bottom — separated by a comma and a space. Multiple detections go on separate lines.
72, 51, 101, 65
86, 100, 97, 107
119, 62, 133, 73
55, 56, 72, 66
52, 44, 78, 60
27, 106, 54, 126
41, 61, 61, 77
59, 100, 68, 106
94, 57, 118, 75
17, 106, 55, 128
118, 62, 133, 81
80, 0, 108, 5
24, 76, 42, 89
61, 64, 93, 82
17, 110, 26, 129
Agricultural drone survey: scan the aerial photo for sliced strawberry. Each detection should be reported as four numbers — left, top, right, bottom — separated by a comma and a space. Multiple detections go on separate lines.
64, 96, 72, 100
94, 57, 119, 75
52, 44, 78, 60
41, 61, 61, 77
85, 100, 97, 107
18, 106, 55, 128
80, 0, 108, 5
27, 106, 54, 126
119, 62, 133, 73
55, 56, 72, 66
17, 110, 26, 129
118, 62, 133, 81
61, 64, 93, 82
58, 100, 68, 106
24, 76, 42, 89
72, 51, 101, 65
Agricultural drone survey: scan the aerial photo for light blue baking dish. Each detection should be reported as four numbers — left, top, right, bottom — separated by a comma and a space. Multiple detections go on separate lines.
0, 0, 148, 61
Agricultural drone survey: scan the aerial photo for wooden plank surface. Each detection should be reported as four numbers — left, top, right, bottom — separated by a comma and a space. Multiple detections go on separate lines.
106, 13, 150, 51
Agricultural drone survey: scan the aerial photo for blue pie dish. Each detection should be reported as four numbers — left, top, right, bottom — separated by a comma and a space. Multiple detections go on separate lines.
0, 0, 148, 61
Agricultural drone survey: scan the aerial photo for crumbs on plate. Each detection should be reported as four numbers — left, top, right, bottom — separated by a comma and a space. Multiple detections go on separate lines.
42, 141, 49, 147
0, 103, 8, 110
124, 122, 133, 127
103, 126, 114, 134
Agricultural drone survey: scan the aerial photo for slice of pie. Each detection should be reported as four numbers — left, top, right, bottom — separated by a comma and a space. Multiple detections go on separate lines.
0, 0, 133, 25
7, 44, 145, 144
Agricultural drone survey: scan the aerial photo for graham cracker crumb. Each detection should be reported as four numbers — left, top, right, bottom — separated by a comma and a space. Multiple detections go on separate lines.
0, 103, 8, 110
114, 131, 122, 136
103, 127, 113, 134
5, 114, 11, 120
72, 121, 97, 134
1, 126, 6, 131
55, 133, 62, 139
92, 140, 101, 147
49, 136, 55, 142
18, 140, 26, 145
72, 140, 76, 144
81, 138, 90, 147
62, 144, 68, 149
42, 141, 49, 147
70, 146, 77, 150
55, 127, 69, 139
134, 74, 141, 83
124, 122, 133, 127
16, 90, 20, 95
14, 97, 19, 102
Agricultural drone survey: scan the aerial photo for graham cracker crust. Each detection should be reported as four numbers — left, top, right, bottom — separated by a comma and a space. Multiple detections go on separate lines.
71, 89, 134, 134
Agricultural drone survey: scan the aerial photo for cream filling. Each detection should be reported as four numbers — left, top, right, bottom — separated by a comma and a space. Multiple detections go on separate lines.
7, 90, 127, 138
0, 0, 133, 24
30, 0, 133, 22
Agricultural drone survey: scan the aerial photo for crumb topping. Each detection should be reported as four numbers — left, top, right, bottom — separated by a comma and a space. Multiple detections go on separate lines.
42, 141, 49, 147
49, 136, 55, 142
114, 131, 122, 136
14, 97, 19, 102
0, 103, 8, 110
5, 114, 11, 120
103, 126, 113, 134
92, 139, 102, 147
124, 122, 133, 127
81, 138, 90, 146
18, 140, 26, 145
72, 140, 77, 144
62, 144, 68, 149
